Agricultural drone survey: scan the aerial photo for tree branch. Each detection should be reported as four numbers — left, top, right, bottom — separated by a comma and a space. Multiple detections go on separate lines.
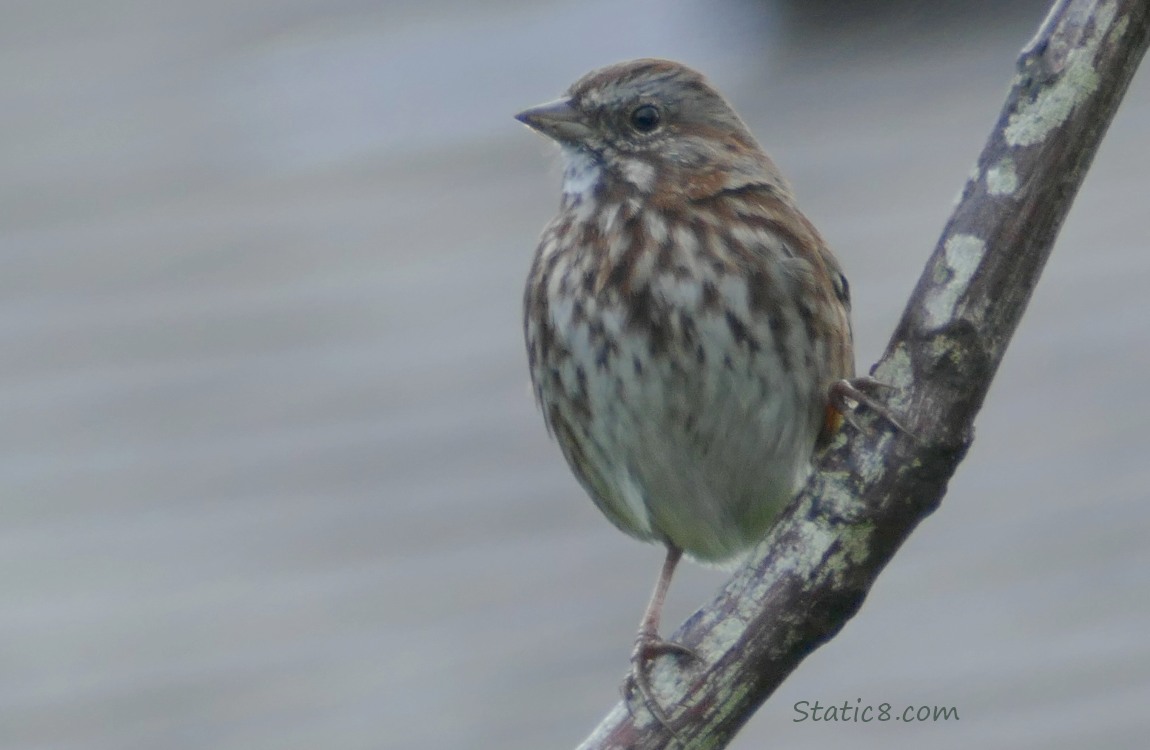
576, 1, 1150, 747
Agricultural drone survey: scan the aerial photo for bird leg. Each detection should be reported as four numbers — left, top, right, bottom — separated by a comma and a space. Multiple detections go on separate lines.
622, 545, 699, 732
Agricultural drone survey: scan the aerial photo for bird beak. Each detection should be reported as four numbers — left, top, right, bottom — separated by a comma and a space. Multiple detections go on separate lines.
515, 98, 592, 144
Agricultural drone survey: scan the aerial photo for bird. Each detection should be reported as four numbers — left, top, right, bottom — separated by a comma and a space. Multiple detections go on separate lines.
516, 58, 873, 727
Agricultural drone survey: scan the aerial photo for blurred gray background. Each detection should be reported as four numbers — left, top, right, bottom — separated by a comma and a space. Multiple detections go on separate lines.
3, 1, 1148, 748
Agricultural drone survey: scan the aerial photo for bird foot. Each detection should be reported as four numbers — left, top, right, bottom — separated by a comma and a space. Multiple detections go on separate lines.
830, 376, 913, 438
621, 631, 699, 734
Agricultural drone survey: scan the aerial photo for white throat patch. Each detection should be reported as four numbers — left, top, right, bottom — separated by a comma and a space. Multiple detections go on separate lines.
560, 146, 602, 201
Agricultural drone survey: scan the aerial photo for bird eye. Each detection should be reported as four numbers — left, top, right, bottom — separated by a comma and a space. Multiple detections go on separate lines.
628, 104, 661, 133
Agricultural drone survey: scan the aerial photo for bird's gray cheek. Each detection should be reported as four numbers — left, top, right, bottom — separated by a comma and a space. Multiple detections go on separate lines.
667, 147, 708, 170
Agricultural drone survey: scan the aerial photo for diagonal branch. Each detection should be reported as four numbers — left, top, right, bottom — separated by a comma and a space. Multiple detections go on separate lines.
576, 1, 1150, 747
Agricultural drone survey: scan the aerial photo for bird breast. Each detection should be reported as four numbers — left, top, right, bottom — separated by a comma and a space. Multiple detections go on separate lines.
527, 199, 831, 564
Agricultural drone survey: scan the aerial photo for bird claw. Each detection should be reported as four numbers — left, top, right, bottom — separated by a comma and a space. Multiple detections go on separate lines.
621, 632, 698, 734
829, 376, 913, 439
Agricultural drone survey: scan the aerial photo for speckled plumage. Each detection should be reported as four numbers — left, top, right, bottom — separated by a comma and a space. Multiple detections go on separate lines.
520, 59, 853, 565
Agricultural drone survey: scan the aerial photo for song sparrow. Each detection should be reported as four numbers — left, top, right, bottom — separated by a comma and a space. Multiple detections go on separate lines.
517, 59, 860, 726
